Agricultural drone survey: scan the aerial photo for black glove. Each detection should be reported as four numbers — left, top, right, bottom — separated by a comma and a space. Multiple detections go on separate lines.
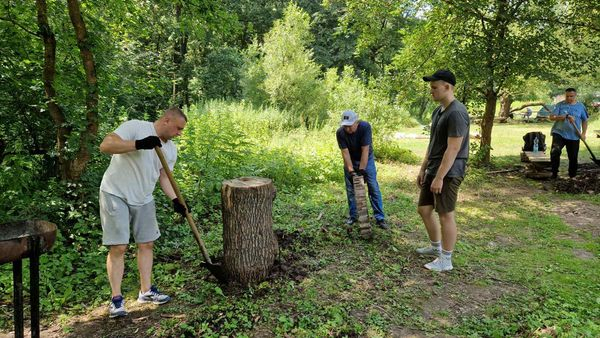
358, 169, 367, 177
135, 136, 162, 150
349, 170, 358, 177
172, 197, 189, 216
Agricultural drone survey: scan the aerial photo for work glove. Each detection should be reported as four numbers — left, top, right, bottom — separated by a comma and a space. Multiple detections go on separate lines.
135, 136, 162, 150
172, 197, 189, 216
358, 169, 367, 177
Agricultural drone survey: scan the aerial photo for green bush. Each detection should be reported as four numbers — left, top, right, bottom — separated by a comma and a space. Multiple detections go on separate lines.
323, 66, 416, 133
374, 139, 420, 164
240, 42, 270, 107
177, 101, 340, 215
196, 47, 244, 100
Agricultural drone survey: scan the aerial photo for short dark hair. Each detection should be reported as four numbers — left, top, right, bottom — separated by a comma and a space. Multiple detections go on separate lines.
164, 106, 187, 122
565, 87, 577, 93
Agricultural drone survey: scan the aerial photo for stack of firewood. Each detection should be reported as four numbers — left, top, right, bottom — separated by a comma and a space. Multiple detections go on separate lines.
353, 175, 372, 239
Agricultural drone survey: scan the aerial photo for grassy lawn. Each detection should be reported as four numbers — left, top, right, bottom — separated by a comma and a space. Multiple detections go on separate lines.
395, 119, 600, 169
20, 121, 596, 338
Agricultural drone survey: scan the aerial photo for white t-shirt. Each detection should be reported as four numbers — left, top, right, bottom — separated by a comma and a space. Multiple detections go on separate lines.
100, 120, 177, 206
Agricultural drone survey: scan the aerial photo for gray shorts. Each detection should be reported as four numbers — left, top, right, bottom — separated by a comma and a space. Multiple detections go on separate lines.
99, 190, 160, 246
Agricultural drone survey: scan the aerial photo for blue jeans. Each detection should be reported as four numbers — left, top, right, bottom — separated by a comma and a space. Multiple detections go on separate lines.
344, 158, 385, 221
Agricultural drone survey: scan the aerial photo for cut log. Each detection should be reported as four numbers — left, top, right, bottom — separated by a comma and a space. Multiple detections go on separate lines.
221, 177, 278, 285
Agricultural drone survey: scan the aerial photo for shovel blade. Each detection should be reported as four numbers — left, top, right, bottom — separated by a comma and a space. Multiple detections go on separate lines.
201, 262, 228, 284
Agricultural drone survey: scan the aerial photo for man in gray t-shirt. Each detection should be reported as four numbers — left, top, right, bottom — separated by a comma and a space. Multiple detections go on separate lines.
415, 69, 469, 272
99, 107, 188, 318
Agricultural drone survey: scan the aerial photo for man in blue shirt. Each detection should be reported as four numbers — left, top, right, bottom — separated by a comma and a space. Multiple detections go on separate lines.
336, 110, 387, 229
549, 88, 589, 178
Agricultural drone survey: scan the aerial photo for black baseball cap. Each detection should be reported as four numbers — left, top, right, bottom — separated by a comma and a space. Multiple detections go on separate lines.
423, 69, 456, 86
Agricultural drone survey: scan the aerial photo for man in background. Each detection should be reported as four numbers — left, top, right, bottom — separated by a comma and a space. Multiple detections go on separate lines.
549, 88, 588, 179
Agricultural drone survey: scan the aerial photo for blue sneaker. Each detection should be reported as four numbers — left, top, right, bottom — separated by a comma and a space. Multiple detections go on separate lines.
137, 285, 171, 305
109, 295, 127, 318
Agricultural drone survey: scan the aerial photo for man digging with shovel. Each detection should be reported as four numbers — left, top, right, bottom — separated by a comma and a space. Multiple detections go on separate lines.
99, 107, 188, 318
549, 88, 590, 178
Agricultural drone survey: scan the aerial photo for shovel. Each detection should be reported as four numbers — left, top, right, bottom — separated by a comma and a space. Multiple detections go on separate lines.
568, 119, 600, 167
154, 147, 228, 283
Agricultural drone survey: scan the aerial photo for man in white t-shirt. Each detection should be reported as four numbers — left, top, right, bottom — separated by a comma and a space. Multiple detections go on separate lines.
99, 107, 188, 318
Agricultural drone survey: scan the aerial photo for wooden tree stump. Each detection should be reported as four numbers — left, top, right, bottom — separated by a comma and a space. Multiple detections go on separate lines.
221, 177, 278, 285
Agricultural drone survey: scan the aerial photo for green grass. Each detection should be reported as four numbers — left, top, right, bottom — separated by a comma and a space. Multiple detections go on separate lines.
145, 122, 599, 337
394, 119, 600, 168
2, 115, 598, 337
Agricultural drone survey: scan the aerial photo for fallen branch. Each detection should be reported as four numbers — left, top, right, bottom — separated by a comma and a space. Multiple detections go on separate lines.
509, 102, 546, 113
487, 168, 521, 174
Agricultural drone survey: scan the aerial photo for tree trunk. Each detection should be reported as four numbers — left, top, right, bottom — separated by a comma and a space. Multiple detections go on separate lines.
221, 177, 278, 285
172, 3, 189, 107
500, 93, 512, 118
66, 0, 99, 181
480, 89, 498, 164
36, 0, 70, 178
36, 0, 99, 181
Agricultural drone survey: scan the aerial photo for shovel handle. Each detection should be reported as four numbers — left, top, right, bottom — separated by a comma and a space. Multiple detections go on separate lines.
567, 118, 598, 162
154, 147, 213, 264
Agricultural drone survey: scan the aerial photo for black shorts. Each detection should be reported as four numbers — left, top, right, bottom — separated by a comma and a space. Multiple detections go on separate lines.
418, 175, 463, 213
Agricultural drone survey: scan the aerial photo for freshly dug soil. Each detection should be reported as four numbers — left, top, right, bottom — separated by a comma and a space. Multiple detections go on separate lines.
551, 163, 600, 194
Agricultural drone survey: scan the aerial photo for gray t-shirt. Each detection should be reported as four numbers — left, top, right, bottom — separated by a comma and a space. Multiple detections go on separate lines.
426, 100, 470, 177
100, 120, 177, 206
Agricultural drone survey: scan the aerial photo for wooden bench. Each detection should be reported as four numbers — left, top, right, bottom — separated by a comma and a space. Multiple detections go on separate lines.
521, 151, 552, 179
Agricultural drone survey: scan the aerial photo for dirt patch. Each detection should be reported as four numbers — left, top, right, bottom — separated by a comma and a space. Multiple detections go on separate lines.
388, 326, 454, 337
266, 229, 318, 283
551, 201, 600, 239
0, 302, 168, 338
419, 280, 522, 327
549, 163, 600, 194
572, 249, 596, 260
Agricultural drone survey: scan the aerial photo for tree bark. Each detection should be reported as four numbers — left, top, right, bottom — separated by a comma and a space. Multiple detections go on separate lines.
221, 177, 278, 285
480, 89, 498, 164
172, 3, 189, 107
36, 0, 70, 178
66, 0, 99, 181
500, 93, 512, 118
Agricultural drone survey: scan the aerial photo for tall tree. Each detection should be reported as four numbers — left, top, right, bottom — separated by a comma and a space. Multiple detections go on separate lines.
35, 0, 71, 177
259, 2, 329, 127
66, 0, 99, 180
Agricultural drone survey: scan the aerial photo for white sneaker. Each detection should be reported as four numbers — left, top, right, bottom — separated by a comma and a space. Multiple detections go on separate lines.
109, 295, 128, 318
416, 246, 441, 256
424, 256, 453, 272
138, 285, 171, 305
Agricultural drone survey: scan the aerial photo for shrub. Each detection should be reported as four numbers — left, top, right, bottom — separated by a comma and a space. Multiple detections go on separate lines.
323, 66, 415, 133
374, 139, 420, 164
259, 3, 329, 128
196, 47, 244, 100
